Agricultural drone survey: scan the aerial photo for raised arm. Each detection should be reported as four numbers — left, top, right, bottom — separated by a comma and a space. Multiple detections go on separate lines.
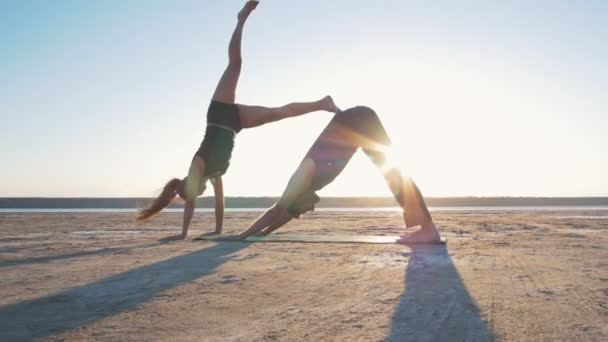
212, 176, 225, 234
182, 200, 195, 239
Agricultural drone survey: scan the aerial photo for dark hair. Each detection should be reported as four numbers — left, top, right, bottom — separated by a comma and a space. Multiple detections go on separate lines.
135, 178, 182, 222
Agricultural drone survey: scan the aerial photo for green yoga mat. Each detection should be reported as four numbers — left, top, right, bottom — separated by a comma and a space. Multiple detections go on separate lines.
194, 234, 446, 244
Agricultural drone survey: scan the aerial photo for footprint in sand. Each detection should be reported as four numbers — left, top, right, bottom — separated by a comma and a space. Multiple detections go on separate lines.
313, 252, 339, 258
218, 274, 242, 284
231, 253, 260, 261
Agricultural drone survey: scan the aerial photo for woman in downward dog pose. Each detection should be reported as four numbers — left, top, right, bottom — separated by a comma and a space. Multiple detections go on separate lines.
135, 1, 340, 238
236, 106, 442, 244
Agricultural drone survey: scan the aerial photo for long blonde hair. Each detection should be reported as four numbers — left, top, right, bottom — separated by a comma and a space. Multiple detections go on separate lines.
135, 178, 182, 222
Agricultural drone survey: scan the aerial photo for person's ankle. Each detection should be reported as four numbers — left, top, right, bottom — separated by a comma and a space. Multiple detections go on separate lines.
420, 220, 437, 229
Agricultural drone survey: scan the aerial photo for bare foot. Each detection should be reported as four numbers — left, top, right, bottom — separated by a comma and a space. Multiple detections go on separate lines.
397, 222, 442, 244
320, 95, 341, 113
238, 1, 259, 22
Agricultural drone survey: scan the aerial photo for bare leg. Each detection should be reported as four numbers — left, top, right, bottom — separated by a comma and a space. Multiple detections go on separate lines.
211, 1, 258, 104
379, 168, 432, 227
400, 177, 432, 227
238, 96, 340, 129
350, 107, 441, 243
396, 178, 442, 244
354, 109, 433, 227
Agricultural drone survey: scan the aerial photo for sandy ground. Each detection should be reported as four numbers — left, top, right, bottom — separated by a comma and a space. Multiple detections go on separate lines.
0, 210, 606, 341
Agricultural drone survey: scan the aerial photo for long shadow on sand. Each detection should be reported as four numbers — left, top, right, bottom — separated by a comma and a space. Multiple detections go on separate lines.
388, 245, 494, 341
0, 242, 248, 340
0, 241, 168, 268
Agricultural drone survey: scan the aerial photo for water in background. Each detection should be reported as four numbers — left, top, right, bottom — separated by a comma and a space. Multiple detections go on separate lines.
1, 206, 608, 214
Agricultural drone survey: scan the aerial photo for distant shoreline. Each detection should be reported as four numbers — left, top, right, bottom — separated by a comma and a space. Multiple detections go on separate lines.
1, 197, 608, 209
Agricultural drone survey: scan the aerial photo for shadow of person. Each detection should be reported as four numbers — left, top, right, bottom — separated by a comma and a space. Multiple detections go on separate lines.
0, 239, 180, 268
157, 234, 187, 243
387, 245, 494, 341
0, 241, 248, 340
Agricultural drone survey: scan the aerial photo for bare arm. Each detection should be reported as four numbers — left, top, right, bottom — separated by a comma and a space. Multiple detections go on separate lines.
238, 205, 284, 239
182, 200, 195, 239
238, 160, 316, 239
259, 213, 293, 236
213, 176, 224, 234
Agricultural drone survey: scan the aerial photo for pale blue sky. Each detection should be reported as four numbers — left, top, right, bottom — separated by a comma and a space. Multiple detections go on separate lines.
1, 0, 607, 197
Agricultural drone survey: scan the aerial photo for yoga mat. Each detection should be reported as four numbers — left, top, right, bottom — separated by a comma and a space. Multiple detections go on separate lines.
194, 234, 446, 244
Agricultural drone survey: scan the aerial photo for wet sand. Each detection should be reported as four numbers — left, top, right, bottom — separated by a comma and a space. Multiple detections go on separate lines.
0, 210, 606, 341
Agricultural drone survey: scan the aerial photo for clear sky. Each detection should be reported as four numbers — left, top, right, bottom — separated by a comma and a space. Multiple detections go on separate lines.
1, 0, 607, 198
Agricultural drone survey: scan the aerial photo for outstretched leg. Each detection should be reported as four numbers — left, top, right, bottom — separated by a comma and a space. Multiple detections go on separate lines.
381, 169, 433, 227
352, 107, 441, 243
400, 177, 433, 227
396, 181, 441, 244
382, 162, 441, 243
212, 1, 258, 104
238, 96, 340, 129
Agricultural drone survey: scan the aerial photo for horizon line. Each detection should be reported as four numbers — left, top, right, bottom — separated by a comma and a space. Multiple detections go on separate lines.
2, 196, 608, 199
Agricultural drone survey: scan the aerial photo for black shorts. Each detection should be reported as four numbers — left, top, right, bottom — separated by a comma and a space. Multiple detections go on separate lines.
194, 101, 242, 176
206, 100, 242, 133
